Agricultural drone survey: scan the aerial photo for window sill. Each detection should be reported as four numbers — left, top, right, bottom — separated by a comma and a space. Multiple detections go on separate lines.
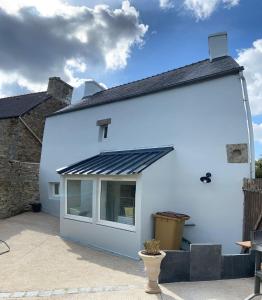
64, 214, 93, 223
96, 220, 136, 232
49, 196, 60, 201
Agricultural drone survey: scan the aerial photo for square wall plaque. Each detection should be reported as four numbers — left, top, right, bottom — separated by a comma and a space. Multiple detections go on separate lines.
226, 144, 248, 163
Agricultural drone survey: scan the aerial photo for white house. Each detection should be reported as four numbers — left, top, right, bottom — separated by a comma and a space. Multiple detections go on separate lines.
39, 32, 254, 259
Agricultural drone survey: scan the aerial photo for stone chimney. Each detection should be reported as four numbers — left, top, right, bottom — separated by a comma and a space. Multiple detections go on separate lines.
82, 79, 105, 99
208, 32, 228, 62
47, 77, 73, 104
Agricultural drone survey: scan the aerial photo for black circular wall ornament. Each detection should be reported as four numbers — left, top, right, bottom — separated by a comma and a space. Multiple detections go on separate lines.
200, 172, 212, 183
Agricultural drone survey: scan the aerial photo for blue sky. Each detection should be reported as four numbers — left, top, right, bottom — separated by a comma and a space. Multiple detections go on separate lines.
0, 0, 261, 157
98, 0, 262, 87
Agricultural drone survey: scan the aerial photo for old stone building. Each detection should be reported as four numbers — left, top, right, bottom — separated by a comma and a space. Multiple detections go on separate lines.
0, 77, 73, 218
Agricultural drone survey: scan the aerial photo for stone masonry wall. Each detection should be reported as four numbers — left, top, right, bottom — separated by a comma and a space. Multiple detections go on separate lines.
0, 96, 68, 218
17, 96, 68, 162
0, 160, 39, 218
0, 118, 20, 159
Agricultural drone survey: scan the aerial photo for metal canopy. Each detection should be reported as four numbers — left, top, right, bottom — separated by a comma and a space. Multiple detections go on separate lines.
57, 147, 174, 176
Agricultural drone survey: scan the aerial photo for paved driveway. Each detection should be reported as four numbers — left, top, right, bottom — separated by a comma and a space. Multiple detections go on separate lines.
0, 212, 258, 299
0, 213, 145, 291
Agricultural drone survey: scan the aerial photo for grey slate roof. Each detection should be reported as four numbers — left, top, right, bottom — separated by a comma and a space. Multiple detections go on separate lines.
57, 147, 174, 176
52, 56, 243, 117
0, 91, 51, 120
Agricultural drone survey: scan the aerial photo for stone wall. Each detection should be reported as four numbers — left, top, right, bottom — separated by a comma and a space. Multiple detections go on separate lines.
0, 118, 19, 159
17, 97, 68, 162
0, 95, 69, 218
0, 97, 67, 163
0, 160, 39, 218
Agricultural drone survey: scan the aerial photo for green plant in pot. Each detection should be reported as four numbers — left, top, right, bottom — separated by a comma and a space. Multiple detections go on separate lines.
138, 239, 166, 294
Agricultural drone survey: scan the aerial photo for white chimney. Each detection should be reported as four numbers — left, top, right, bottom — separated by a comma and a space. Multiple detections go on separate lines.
83, 79, 105, 99
208, 32, 228, 62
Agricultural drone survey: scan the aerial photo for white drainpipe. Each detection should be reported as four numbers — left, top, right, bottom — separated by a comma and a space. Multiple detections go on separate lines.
239, 71, 255, 178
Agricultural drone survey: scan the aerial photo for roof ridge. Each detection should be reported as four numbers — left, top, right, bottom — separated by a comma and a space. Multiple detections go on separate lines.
0, 91, 47, 101
90, 57, 211, 97
50, 55, 240, 117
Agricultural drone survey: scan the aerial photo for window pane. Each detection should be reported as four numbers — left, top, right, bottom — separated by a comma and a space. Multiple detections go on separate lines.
48, 182, 60, 199
67, 180, 93, 218
100, 181, 136, 226
103, 125, 108, 138
54, 183, 60, 195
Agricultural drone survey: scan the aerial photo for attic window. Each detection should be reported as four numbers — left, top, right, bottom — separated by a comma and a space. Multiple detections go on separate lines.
97, 118, 111, 141
103, 125, 108, 139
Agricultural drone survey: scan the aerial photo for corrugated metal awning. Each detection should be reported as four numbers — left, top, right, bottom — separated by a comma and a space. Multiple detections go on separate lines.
57, 147, 174, 176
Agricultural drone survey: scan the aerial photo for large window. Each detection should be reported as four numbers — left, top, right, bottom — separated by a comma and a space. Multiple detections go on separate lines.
66, 180, 93, 219
100, 180, 136, 227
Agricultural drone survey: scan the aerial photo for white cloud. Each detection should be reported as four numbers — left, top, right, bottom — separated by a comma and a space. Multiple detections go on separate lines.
0, 0, 148, 96
0, 0, 86, 17
184, 0, 239, 20
183, 0, 219, 20
159, 0, 175, 9
237, 39, 262, 116
253, 123, 262, 144
159, 0, 240, 20
223, 0, 240, 8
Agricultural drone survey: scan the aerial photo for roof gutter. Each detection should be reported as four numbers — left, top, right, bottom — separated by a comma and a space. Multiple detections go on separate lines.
19, 116, 42, 145
239, 71, 255, 178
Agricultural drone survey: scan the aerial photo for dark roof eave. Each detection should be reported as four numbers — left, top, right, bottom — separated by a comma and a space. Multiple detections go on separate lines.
0, 92, 51, 120
48, 66, 243, 118
0, 115, 21, 121
19, 95, 52, 117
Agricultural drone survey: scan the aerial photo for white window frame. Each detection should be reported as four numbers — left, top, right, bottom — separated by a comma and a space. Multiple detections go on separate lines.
64, 177, 96, 223
97, 177, 137, 232
98, 125, 109, 142
49, 182, 60, 200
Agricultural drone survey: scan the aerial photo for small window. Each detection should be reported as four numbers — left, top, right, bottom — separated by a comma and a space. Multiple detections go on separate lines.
98, 125, 109, 141
54, 183, 60, 195
66, 179, 93, 219
103, 125, 108, 139
96, 118, 111, 141
100, 180, 136, 227
49, 182, 60, 199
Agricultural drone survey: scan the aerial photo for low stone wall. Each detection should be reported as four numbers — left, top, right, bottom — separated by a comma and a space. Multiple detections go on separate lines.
0, 159, 39, 218
159, 244, 255, 283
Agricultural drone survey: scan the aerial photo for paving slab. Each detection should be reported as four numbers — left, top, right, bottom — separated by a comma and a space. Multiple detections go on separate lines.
0, 213, 261, 300
190, 243, 222, 281
15, 279, 261, 300
0, 212, 145, 292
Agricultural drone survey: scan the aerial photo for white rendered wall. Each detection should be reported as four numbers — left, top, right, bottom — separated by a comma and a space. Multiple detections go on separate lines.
40, 73, 250, 254
140, 151, 177, 247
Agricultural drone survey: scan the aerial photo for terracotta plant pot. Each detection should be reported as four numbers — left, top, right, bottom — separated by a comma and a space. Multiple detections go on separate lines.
138, 250, 166, 294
